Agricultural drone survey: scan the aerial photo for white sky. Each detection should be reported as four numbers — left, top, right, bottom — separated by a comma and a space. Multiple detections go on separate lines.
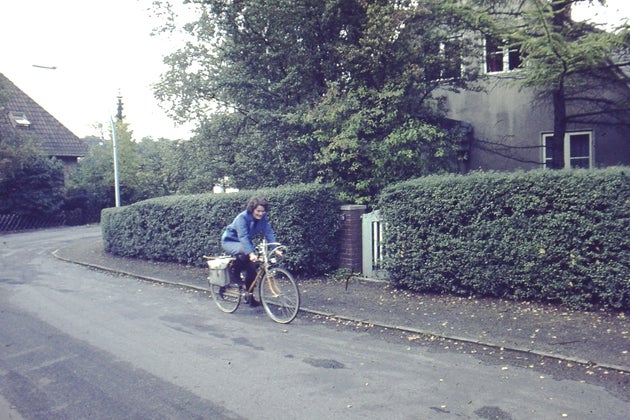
0, 0, 628, 141
0, 0, 194, 140
572, 0, 629, 28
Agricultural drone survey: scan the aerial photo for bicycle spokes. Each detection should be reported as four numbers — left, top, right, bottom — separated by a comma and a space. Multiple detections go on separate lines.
265, 273, 282, 297
259, 268, 300, 323
209, 282, 241, 313
207, 241, 299, 323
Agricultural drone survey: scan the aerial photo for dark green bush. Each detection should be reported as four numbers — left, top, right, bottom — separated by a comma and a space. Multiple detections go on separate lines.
101, 183, 341, 276
379, 168, 630, 310
0, 148, 65, 217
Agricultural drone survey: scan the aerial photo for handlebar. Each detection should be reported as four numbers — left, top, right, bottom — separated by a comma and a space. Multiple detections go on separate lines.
255, 240, 287, 264
203, 240, 286, 264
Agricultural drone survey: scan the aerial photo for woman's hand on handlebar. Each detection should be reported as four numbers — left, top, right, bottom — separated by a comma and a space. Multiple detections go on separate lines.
249, 252, 258, 262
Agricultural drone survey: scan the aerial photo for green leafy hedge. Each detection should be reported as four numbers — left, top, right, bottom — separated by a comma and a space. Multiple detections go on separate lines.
101, 183, 341, 276
379, 168, 630, 310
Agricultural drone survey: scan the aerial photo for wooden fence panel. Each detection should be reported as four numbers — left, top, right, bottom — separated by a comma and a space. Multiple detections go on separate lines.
0, 214, 67, 232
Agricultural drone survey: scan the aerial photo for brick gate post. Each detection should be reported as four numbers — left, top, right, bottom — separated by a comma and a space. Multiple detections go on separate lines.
338, 204, 367, 273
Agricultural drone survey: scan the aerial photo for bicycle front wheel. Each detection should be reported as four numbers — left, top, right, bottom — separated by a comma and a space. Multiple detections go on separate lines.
259, 268, 300, 324
209, 282, 241, 313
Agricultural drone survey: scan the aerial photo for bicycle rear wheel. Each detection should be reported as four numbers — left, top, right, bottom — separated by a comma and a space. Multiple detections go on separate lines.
259, 268, 300, 324
209, 282, 241, 313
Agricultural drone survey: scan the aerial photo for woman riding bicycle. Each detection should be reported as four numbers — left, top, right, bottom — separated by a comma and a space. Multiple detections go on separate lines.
221, 196, 277, 306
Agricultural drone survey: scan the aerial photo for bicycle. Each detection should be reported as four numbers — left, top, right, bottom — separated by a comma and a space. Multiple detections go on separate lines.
204, 240, 300, 324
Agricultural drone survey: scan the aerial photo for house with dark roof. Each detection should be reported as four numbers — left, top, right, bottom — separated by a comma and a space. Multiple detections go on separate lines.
0, 72, 87, 184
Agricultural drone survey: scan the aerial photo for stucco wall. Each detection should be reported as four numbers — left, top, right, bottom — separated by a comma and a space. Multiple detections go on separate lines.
437, 74, 630, 172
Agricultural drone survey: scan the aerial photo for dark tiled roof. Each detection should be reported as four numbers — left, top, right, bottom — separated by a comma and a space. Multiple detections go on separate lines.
0, 72, 87, 158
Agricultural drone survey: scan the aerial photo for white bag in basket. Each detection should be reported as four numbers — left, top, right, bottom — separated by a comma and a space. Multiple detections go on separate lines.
207, 257, 232, 270
207, 257, 233, 286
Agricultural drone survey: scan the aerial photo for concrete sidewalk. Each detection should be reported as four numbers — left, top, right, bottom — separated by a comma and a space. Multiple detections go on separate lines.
53, 237, 630, 374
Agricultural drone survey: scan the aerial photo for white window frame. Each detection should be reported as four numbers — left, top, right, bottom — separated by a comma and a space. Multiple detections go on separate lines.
542, 131, 594, 169
426, 41, 463, 81
8, 111, 31, 127
440, 41, 464, 80
484, 36, 522, 74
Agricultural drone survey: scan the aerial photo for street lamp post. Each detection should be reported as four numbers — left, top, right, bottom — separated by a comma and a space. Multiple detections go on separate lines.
109, 116, 121, 207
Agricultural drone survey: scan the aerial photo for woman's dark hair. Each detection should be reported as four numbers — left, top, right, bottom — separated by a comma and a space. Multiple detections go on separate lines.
246, 196, 269, 213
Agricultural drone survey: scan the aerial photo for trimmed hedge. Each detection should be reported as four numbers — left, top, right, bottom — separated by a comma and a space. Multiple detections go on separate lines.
101, 183, 341, 276
379, 167, 630, 310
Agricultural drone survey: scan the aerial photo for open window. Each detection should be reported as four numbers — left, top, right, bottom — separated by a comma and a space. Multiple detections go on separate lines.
485, 35, 522, 74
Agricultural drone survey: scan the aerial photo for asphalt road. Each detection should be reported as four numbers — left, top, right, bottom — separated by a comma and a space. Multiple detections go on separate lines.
1, 227, 629, 419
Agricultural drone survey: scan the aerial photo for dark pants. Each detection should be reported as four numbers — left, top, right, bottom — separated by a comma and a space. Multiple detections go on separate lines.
222, 240, 257, 288
231, 254, 257, 289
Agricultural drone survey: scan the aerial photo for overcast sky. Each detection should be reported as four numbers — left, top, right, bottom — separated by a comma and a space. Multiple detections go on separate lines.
0, 0, 193, 140
1, 0, 627, 141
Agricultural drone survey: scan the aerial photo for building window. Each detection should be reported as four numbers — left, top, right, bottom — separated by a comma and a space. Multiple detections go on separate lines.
8, 111, 31, 127
442, 41, 463, 79
542, 131, 593, 169
485, 36, 522, 73
426, 41, 462, 81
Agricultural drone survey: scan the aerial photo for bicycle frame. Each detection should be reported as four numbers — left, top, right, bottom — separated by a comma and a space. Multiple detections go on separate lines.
208, 239, 299, 323
243, 240, 286, 294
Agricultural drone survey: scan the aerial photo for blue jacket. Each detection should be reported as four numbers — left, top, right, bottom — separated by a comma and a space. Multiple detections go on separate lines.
221, 210, 276, 255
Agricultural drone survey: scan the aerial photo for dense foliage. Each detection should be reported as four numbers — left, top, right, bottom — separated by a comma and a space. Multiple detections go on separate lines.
379, 167, 630, 310
67, 120, 196, 221
101, 183, 341, 276
154, 0, 490, 202
0, 138, 65, 217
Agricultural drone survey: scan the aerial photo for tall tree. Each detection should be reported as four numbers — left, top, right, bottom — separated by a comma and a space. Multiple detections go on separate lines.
135, 136, 192, 196
69, 120, 141, 207
154, 0, 485, 202
155, 0, 342, 189
115, 94, 126, 122
66, 137, 116, 218
305, 0, 481, 201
